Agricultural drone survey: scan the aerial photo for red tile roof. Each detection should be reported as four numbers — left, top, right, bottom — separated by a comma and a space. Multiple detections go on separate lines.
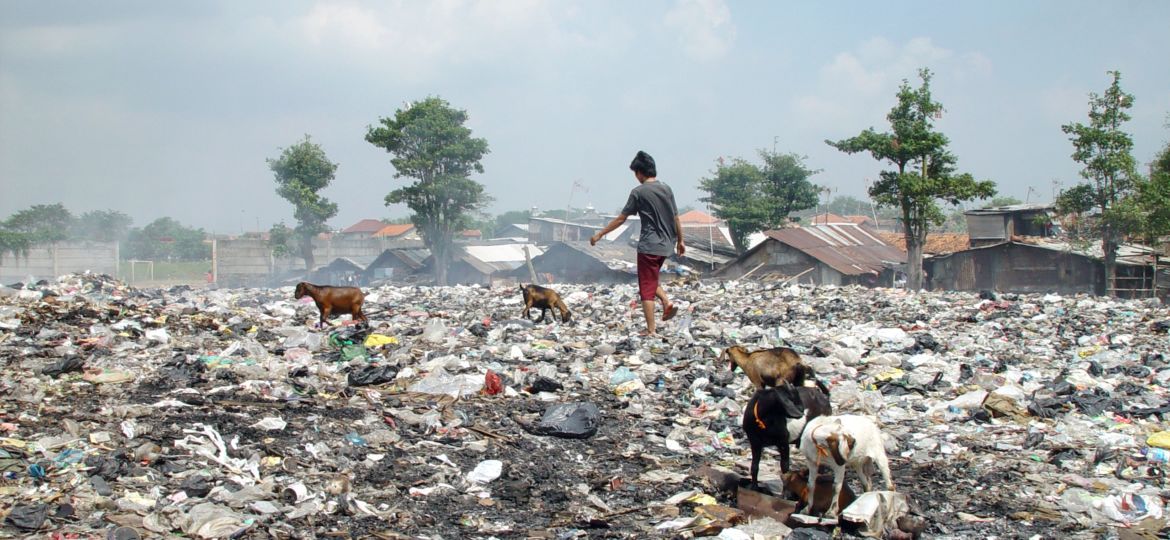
341, 219, 388, 234
679, 209, 720, 224
373, 223, 415, 238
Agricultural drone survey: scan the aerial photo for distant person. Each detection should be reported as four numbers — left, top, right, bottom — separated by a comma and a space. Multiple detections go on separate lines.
591, 150, 685, 336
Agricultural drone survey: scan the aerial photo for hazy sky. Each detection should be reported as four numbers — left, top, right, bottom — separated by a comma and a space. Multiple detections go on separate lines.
2, 1, 1168, 235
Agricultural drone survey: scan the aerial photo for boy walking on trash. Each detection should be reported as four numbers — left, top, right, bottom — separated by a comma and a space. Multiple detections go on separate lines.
591, 150, 685, 336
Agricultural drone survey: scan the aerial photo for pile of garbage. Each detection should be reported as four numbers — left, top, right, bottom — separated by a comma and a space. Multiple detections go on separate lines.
2, 273, 1170, 539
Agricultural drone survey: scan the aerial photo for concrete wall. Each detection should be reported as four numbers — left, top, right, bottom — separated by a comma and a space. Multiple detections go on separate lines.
0, 241, 119, 282
214, 236, 423, 287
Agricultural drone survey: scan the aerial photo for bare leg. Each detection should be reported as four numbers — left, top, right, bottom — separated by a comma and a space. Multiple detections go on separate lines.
641, 300, 656, 335
656, 286, 678, 321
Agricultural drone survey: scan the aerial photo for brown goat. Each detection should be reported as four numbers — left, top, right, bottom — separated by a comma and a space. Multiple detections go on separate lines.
294, 282, 367, 326
782, 469, 856, 519
520, 284, 571, 323
720, 345, 829, 395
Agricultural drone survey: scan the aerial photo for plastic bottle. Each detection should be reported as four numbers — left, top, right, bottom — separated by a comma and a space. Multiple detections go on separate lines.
1144, 447, 1170, 464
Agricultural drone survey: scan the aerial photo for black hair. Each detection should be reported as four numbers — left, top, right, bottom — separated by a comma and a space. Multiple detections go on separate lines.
629, 150, 657, 178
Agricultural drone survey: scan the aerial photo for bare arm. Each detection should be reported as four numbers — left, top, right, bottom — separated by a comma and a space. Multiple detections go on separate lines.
590, 214, 628, 245
674, 214, 685, 256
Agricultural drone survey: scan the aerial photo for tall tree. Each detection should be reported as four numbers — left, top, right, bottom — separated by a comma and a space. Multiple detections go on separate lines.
366, 97, 491, 285
828, 68, 995, 290
3, 203, 74, 244
1139, 140, 1170, 244
1055, 71, 1138, 295
760, 151, 821, 226
268, 135, 339, 271
124, 217, 209, 261
72, 210, 133, 243
699, 151, 819, 253
700, 157, 769, 253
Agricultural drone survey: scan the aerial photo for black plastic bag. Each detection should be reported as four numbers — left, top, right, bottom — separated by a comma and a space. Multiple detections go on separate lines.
531, 402, 601, 439
5, 504, 48, 531
348, 365, 398, 387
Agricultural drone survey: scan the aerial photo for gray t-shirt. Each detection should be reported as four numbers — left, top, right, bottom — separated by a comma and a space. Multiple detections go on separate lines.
621, 180, 679, 256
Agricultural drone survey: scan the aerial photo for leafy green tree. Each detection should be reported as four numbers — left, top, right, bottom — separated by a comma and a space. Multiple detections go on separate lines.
0, 231, 31, 263
761, 151, 821, 225
4, 203, 74, 244
827, 68, 995, 290
366, 97, 491, 285
700, 158, 769, 253
700, 151, 820, 253
268, 222, 296, 258
124, 217, 209, 262
1129, 140, 1170, 246
268, 135, 339, 271
1055, 71, 1138, 295
72, 210, 133, 243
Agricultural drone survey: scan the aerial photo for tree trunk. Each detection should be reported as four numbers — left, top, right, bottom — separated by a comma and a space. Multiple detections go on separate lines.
731, 228, 746, 255
1103, 230, 1118, 297
300, 234, 315, 272
434, 242, 448, 286
906, 239, 924, 291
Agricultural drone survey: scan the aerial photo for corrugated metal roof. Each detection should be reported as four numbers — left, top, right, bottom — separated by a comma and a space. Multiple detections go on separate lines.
965, 204, 1054, 215
1023, 239, 1155, 266
764, 223, 906, 276
463, 244, 544, 263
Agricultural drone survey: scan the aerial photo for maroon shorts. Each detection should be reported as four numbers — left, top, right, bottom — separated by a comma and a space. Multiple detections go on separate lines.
637, 253, 667, 301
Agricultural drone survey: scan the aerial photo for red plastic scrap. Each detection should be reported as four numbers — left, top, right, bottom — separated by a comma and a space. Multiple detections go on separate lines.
484, 370, 503, 395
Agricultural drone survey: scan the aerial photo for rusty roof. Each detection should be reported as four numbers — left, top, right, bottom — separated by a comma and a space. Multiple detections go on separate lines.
763, 223, 906, 275
875, 231, 970, 255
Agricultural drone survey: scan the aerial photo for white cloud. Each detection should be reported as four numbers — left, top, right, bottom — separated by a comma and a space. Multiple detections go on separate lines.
291, 0, 605, 72
791, 37, 993, 132
663, 0, 736, 62
300, 3, 388, 50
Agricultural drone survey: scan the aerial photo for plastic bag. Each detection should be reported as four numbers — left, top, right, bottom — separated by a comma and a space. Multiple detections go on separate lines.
467, 460, 503, 484
610, 367, 636, 386
532, 402, 601, 439
1095, 493, 1164, 526
348, 365, 398, 387
408, 367, 484, 398
42, 356, 84, 378
4, 503, 48, 531
483, 370, 503, 395
422, 318, 447, 343
1146, 431, 1170, 449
